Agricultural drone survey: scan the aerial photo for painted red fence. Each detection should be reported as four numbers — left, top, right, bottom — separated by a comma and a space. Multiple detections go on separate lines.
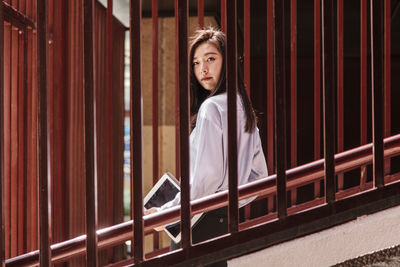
1, 0, 399, 266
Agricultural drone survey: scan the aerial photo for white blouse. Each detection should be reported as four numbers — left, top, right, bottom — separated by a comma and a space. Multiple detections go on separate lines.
161, 92, 268, 209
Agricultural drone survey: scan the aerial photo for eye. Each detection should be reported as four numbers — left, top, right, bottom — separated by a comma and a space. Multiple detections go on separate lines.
207, 57, 216, 62
192, 61, 199, 67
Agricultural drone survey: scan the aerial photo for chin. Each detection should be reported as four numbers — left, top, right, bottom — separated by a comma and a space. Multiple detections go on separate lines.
202, 85, 214, 91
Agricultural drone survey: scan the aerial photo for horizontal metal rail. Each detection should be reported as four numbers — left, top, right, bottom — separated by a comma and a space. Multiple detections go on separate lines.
5, 133, 400, 266
3, 2, 35, 29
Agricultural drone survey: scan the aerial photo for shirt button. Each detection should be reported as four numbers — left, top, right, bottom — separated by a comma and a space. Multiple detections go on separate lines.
219, 218, 224, 223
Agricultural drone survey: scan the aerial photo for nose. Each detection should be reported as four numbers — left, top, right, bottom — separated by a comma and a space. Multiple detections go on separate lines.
201, 64, 208, 74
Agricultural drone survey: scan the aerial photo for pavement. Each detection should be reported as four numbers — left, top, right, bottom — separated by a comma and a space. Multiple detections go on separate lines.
333, 245, 400, 267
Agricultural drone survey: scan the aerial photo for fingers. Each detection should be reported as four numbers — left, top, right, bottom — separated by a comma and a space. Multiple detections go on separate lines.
143, 207, 160, 215
154, 225, 165, 232
143, 207, 165, 231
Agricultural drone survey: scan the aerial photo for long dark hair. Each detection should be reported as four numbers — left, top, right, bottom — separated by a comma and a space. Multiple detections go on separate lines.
189, 27, 256, 132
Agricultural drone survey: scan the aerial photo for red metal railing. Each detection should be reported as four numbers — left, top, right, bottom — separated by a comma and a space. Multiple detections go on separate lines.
1, 0, 399, 266
4, 133, 400, 266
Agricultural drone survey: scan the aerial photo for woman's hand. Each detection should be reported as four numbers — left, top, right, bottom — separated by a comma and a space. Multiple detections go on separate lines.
143, 207, 160, 215
143, 207, 165, 231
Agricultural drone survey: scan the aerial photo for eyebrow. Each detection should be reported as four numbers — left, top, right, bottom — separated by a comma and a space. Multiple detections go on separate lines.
193, 52, 219, 60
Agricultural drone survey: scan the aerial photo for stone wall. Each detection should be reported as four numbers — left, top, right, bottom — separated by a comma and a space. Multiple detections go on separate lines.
228, 205, 400, 267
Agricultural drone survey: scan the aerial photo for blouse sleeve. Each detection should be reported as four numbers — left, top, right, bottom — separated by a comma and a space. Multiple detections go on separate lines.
189, 110, 225, 200
160, 102, 224, 210
249, 130, 268, 181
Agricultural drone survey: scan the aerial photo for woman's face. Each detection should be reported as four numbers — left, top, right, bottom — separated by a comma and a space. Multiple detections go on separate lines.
193, 42, 223, 91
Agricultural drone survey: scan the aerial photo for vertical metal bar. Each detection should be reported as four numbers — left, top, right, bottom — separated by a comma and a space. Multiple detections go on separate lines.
33, 0, 36, 21
4, 23, 10, 260
29, 20, 38, 253
274, 0, 288, 219
243, 205, 250, 221
23, 26, 28, 255
220, 0, 226, 32
106, 0, 114, 233
177, 0, 191, 250
240, 1, 250, 230
314, 0, 321, 162
83, 0, 98, 265
17, 27, 24, 255
27, 0, 31, 18
290, 0, 297, 168
384, 0, 390, 175
131, 0, 144, 263
175, 0, 181, 179
47, 1, 55, 244
26, 25, 33, 253
25, 21, 31, 261
370, 0, 384, 188
322, 0, 336, 204
244, 0, 250, 97
198, 0, 204, 28
313, 0, 321, 198
152, 0, 160, 250
0, 1, 5, 265
105, 1, 114, 262
267, 0, 274, 174
27, 0, 29, 16
267, 196, 274, 213
337, 0, 344, 190
20, 0, 25, 14
10, 27, 17, 258
31, 0, 38, 253
226, 0, 239, 233
291, 189, 297, 206
37, 0, 51, 265
360, 0, 367, 186
314, 180, 321, 198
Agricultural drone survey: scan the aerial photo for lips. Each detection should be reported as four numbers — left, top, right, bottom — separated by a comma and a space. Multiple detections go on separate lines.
201, 77, 212, 81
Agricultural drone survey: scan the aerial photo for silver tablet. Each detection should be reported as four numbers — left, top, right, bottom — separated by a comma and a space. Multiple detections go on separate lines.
144, 172, 180, 209
143, 172, 203, 243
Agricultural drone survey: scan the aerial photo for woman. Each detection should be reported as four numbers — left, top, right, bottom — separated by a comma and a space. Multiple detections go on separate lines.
149, 27, 268, 266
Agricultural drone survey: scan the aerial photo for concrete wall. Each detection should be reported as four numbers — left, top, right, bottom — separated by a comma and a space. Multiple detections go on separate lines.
228, 205, 400, 267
